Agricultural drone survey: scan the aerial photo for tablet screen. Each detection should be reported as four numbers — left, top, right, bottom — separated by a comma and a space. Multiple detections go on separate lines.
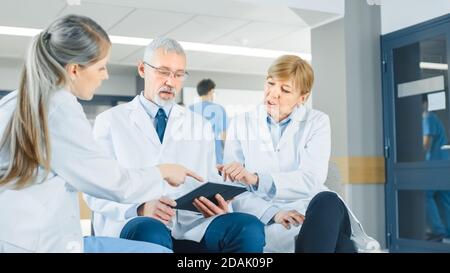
175, 182, 247, 212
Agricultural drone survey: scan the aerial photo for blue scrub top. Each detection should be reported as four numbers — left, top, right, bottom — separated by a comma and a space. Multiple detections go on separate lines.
422, 111, 450, 161
189, 101, 228, 164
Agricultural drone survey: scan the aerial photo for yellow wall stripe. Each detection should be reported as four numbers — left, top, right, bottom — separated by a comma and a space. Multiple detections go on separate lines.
332, 156, 385, 184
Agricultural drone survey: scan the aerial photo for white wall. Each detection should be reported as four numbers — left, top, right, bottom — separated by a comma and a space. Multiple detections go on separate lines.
345, 184, 386, 248
183, 87, 263, 118
0, 58, 137, 96
95, 67, 137, 96
0, 58, 22, 90
381, 0, 450, 34
312, 1, 385, 248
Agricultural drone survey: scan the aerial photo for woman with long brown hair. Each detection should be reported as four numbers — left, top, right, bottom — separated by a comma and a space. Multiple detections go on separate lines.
0, 14, 202, 253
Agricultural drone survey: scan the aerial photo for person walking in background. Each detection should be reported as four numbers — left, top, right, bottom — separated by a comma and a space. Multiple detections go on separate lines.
422, 95, 450, 243
189, 79, 229, 164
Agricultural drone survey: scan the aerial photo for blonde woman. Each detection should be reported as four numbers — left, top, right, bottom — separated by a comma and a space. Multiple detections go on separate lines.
198, 55, 379, 252
0, 15, 202, 253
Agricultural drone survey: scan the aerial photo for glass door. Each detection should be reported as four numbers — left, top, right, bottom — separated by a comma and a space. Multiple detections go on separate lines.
382, 14, 450, 252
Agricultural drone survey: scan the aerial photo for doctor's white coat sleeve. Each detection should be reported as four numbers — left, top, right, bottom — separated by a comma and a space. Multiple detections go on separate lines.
224, 117, 280, 221
268, 113, 331, 200
82, 111, 141, 221
49, 98, 163, 205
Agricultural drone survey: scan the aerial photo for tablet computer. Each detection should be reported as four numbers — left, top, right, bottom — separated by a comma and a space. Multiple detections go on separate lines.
174, 182, 247, 213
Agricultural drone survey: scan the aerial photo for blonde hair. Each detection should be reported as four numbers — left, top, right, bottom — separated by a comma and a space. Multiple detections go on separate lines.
267, 55, 314, 96
0, 15, 110, 189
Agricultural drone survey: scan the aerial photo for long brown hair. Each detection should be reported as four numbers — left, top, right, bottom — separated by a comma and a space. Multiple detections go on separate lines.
0, 14, 110, 189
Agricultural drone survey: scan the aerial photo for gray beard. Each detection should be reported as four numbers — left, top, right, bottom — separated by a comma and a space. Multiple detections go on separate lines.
153, 93, 175, 107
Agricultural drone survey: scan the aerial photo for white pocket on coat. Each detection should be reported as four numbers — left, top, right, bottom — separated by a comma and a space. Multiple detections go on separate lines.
0, 189, 46, 252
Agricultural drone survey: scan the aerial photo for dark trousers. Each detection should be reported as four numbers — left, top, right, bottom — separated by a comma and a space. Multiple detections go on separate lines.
120, 212, 265, 253
295, 191, 357, 253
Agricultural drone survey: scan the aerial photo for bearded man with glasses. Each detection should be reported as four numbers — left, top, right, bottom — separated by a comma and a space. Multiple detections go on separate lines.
83, 37, 265, 253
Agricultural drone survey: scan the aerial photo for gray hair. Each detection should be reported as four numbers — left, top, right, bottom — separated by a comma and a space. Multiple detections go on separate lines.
33, 14, 110, 91
0, 14, 110, 189
143, 37, 185, 62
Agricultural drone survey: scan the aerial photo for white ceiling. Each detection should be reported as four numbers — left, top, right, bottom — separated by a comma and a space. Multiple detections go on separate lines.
0, 0, 342, 75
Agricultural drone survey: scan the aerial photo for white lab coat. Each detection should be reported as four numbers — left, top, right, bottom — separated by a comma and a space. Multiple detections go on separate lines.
225, 104, 380, 253
84, 95, 222, 242
0, 90, 166, 253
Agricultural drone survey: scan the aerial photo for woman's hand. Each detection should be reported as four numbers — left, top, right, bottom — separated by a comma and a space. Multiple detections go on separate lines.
193, 194, 230, 218
157, 164, 204, 187
273, 210, 305, 229
216, 162, 258, 186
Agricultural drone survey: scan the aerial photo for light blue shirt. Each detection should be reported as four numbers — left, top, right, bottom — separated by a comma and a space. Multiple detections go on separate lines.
83, 236, 172, 253
267, 113, 293, 150
139, 92, 173, 129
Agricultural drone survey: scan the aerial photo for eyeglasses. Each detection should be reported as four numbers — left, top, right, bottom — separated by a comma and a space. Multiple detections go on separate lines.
143, 61, 189, 81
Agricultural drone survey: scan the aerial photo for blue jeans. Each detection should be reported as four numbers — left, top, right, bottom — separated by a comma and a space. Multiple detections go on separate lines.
426, 190, 450, 238
120, 213, 265, 253
295, 191, 357, 253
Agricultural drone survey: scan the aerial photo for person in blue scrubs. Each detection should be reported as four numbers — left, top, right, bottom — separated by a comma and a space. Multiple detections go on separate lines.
422, 95, 450, 242
189, 79, 228, 164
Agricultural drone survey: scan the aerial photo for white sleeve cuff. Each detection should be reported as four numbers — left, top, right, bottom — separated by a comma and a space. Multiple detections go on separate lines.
124, 203, 141, 219
260, 206, 281, 225
250, 172, 276, 199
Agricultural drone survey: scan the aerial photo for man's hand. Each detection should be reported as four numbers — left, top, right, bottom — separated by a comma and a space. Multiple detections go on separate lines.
193, 194, 230, 218
138, 196, 177, 225
157, 164, 204, 186
273, 210, 305, 230
216, 162, 258, 185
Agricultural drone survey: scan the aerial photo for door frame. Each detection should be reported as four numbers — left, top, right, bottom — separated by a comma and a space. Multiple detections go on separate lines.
381, 13, 450, 252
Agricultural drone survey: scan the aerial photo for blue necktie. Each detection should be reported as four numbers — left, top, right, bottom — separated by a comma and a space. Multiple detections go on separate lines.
155, 108, 167, 143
